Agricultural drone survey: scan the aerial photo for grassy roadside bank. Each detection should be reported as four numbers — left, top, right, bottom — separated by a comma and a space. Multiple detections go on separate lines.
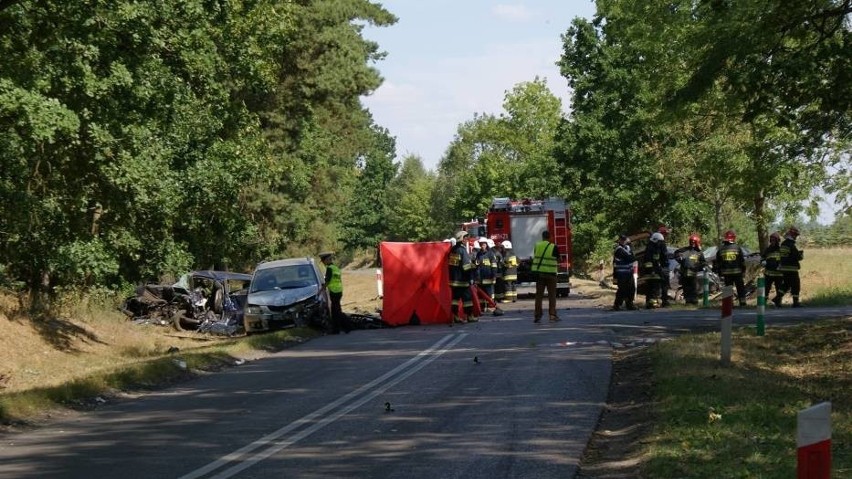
643, 316, 851, 478
0, 327, 319, 427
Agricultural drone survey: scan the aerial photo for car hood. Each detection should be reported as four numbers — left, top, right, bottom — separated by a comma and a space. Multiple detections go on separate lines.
248, 286, 320, 307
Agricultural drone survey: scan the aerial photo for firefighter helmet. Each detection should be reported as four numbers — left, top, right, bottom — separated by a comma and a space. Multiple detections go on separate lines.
724, 230, 736, 242
787, 226, 800, 238
454, 230, 469, 241
650, 232, 664, 243
472, 241, 481, 250
769, 231, 781, 243
658, 225, 670, 236
501, 240, 512, 249
689, 234, 701, 248
486, 238, 495, 248
478, 236, 489, 244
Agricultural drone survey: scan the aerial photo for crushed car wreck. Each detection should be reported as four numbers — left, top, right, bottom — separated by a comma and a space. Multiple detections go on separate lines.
120, 270, 251, 336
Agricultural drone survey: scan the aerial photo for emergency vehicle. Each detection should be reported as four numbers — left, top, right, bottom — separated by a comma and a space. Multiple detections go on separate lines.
461, 197, 573, 296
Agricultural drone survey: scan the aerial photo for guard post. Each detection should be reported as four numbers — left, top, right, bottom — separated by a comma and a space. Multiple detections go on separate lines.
756, 276, 765, 336
720, 285, 733, 365
797, 402, 832, 479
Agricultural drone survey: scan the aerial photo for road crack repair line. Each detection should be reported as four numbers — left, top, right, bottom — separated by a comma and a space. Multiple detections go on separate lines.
178, 332, 469, 479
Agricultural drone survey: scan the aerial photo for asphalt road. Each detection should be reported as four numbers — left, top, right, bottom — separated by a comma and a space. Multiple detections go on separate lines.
1, 298, 848, 479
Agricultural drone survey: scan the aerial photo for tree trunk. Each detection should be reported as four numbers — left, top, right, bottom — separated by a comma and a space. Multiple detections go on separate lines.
713, 196, 724, 248
754, 190, 767, 252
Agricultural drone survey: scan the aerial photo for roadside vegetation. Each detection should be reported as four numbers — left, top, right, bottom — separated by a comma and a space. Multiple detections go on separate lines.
645, 316, 850, 478
642, 248, 852, 479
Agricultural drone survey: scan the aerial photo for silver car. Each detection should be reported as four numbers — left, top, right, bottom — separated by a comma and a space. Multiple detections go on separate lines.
244, 257, 331, 333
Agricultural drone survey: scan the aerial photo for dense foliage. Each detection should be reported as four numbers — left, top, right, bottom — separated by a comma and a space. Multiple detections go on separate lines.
0, 0, 396, 297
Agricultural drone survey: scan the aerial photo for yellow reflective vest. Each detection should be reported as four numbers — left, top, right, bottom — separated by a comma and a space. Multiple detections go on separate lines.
531, 240, 558, 274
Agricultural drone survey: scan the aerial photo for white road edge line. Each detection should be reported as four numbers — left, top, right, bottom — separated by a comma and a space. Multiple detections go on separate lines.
178, 333, 464, 479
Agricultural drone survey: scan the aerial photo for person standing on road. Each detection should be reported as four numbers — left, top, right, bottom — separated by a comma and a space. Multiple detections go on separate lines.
449, 231, 477, 323
777, 227, 804, 308
612, 234, 637, 311
639, 232, 664, 308
714, 230, 747, 307
532, 230, 560, 323
675, 234, 706, 305
762, 231, 785, 307
500, 240, 519, 303
656, 226, 673, 307
320, 252, 351, 334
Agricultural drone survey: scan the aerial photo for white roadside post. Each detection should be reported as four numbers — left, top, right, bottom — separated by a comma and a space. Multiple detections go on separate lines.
376, 268, 383, 298
720, 285, 733, 365
797, 402, 832, 479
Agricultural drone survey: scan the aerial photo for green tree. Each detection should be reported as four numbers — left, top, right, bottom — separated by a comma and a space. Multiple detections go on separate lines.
387, 155, 438, 242
435, 78, 566, 227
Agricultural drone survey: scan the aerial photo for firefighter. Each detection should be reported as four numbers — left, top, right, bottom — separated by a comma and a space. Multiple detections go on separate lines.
500, 240, 518, 303
639, 232, 664, 308
491, 238, 505, 302
656, 225, 672, 307
449, 230, 476, 323
777, 226, 804, 307
675, 234, 706, 305
714, 230, 747, 306
762, 231, 785, 307
612, 234, 636, 310
532, 230, 560, 323
476, 237, 494, 312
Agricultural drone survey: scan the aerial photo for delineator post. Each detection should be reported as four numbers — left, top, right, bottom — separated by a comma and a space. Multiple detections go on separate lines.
797, 402, 832, 479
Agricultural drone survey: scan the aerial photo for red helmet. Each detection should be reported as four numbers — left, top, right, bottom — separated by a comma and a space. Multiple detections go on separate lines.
689, 234, 701, 247
787, 226, 800, 237
769, 232, 781, 243
724, 230, 736, 242
658, 225, 670, 236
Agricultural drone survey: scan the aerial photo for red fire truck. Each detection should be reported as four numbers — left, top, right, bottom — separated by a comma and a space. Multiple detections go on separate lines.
461, 197, 573, 296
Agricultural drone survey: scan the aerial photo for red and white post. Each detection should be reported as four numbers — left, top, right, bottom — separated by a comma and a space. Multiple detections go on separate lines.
797, 402, 832, 479
720, 285, 733, 365
376, 268, 384, 298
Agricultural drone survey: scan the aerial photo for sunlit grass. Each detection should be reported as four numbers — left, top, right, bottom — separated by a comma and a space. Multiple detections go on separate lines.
644, 317, 851, 478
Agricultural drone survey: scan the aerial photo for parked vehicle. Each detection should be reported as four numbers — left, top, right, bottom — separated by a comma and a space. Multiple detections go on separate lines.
243, 257, 331, 333
463, 197, 573, 295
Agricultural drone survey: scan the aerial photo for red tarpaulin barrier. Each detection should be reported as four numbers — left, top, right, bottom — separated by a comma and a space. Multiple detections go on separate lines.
380, 242, 452, 326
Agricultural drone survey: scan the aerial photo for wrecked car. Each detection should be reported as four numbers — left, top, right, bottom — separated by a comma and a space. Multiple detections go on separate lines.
120, 270, 252, 335
244, 257, 331, 333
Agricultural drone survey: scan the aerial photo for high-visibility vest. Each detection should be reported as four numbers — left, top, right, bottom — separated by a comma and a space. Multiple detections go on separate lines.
531, 240, 557, 274
327, 264, 343, 293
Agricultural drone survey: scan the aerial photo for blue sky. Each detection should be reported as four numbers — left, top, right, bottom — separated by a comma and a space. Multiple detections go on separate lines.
362, 0, 596, 171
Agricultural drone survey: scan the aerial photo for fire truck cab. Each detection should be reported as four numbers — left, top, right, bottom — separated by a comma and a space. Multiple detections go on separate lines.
486, 197, 573, 296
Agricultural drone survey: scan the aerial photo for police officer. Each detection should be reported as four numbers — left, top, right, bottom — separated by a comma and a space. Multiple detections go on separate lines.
763, 231, 785, 307
612, 234, 636, 310
320, 252, 351, 334
449, 231, 476, 323
675, 234, 706, 305
714, 230, 747, 306
532, 230, 560, 323
777, 227, 803, 307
